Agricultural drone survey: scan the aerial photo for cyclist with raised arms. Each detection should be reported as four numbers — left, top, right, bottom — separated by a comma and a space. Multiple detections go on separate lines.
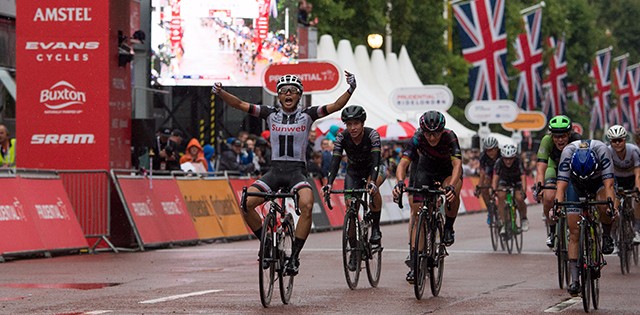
606, 125, 640, 244
534, 115, 581, 247
392, 110, 463, 283
322, 105, 386, 271
553, 139, 617, 296
491, 144, 529, 234
475, 136, 501, 224
211, 71, 357, 276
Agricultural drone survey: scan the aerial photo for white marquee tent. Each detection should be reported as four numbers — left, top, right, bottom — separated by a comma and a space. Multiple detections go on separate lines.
310, 35, 514, 148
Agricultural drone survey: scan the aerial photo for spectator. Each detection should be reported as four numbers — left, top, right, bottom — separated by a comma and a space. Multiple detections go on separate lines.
152, 127, 181, 171
242, 137, 260, 174
170, 129, 185, 156
297, 0, 318, 27
202, 144, 216, 172
320, 138, 333, 180
255, 136, 271, 175
0, 124, 15, 168
325, 125, 340, 142
218, 139, 255, 175
179, 138, 208, 173
307, 151, 323, 179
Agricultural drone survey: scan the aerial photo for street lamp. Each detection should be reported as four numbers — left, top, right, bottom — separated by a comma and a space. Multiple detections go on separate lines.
367, 34, 383, 49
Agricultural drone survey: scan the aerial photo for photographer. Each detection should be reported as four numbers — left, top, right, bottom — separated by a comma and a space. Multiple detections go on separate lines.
152, 127, 181, 171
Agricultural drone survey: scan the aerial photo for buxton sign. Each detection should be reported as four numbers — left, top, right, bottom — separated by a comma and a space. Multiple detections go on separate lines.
262, 61, 340, 95
501, 111, 547, 131
389, 85, 454, 112
464, 100, 519, 124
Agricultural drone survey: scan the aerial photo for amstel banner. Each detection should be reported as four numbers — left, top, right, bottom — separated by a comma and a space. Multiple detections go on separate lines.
16, 1, 131, 170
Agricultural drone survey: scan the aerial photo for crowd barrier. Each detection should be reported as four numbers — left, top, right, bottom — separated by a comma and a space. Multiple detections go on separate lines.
1, 167, 540, 260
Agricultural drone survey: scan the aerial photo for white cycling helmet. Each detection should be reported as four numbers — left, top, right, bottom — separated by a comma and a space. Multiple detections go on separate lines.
606, 124, 627, 140
276, 74, 303, 93
483, 136, 499, 149
501, 144, 518, 158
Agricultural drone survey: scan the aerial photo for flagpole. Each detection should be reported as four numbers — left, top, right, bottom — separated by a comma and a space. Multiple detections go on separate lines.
520, 2, 545, 15
595, 46, 613, 55
613, 53, 630, 62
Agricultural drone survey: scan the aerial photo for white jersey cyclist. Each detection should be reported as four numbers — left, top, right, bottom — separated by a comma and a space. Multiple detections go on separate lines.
608, 143, 640, 178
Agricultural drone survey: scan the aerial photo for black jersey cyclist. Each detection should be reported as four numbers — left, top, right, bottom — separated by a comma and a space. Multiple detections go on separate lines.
491, 144, 528, 233
392, 110, 463, 282
322, 105, 387, 271
475, 136, 501, 224
553, 140, 617, 296
211, 71, 357, 276
534, 115, 581, 247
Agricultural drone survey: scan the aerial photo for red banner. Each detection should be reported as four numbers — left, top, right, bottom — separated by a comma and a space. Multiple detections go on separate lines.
16, 1, 131, 170
263, 61, 341, 94
313, 178, 346, 228
117, 177, 198, 246
0, 178, 46, 255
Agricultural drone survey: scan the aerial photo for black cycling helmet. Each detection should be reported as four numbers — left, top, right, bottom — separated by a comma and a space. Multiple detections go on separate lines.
341, 105, 366, 122
419, 110, 446, 132
549, 115, 572, 134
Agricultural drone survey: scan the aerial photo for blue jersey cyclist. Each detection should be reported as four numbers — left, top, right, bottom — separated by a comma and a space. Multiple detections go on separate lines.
553, 139, 617, 296
211, 71, 357, 276
392, 110, 463, 283
491, 144, 529, 234
322, 105, 386, 271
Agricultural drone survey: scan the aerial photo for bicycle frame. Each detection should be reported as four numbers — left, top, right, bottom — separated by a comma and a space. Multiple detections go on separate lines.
495, 185, 523, 254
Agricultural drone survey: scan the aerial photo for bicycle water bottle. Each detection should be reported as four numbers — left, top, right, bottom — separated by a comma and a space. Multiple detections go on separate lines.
506, 192, 512, 205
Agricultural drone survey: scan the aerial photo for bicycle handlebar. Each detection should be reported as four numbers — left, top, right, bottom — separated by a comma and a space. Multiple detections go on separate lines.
325, 188, 371, 211
242, 187, 301, 215
553, 198, 614, 215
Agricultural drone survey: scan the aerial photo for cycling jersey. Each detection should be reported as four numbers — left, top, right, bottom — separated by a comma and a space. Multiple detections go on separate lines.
607, 143, 640, 178
327, 127, 382, 185
558, 140, 614, 197
401, 128, 462, 178
494, 156, 525, 185
248, 104, 328, 163
537, 132, 581, 181
479, 150, 501, 176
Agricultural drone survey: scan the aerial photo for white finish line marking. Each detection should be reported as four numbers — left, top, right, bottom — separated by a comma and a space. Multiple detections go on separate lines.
139, 289, 223, 304
544, 297, 581, 312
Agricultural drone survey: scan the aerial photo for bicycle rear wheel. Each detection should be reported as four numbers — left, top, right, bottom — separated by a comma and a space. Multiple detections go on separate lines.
278, 214, 295, 304
591, 224, 602, 310
634, 243, 639, 266
342, 208, 361, 290
619, 213, 634, 274
489, 204, 500, 251
579, 223, 591, 312
429, 213, 445, 297
259, 213, 276, 307
413, 211, 429, 300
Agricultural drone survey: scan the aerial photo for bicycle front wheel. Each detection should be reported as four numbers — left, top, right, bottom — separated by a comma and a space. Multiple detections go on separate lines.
489, 204, 500, 251
259, 213, 276, 307
514, 208, 523, 254
365, 215, 383, 287
342, 208, 361, 290
429, 213, 445, 297
555, 219, 570, 289
278, 214, 295, 304
503, 205, 514, 254
619, 213, 634, 274
413, 211, 429, 300
579, 222, 591, 312
591, 224, 602, 310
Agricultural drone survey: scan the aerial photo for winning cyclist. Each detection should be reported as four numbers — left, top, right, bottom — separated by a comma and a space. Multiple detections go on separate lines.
534, 115, 581, 247
553, 139, 617, 296
211, 71, 357, 276
322, 105, 386, 271
491, 144, 529, 234
606, 125, 640, 244
392, 110, 463, 283
475, 136, 501, 224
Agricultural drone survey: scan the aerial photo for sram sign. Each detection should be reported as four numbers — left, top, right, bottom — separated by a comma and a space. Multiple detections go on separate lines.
262, 61, 341, 95
31, 134, 95, 145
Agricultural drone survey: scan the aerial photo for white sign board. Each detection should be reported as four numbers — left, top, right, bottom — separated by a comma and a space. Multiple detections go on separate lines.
389, 85, 453, 112
464, 100, 519, 124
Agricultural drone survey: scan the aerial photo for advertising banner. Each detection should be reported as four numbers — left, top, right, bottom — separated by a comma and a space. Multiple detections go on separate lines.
117, 177, 198, 246
201, 179, 250, 238
306, 176, 330, 231
16, 1, 131, 170
0, 178, 46, 255
263, 61, 341, 95
460, 176, 484, 213
313, 178, 345, 228
176, 179, 225, 240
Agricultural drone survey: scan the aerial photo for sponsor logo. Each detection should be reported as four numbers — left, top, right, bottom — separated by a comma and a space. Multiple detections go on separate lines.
40, 81, 86, 113
161, 200, 182, 215
0, 198, 27, 222
35, 198, 70, 220
33, 7, 92, 22
31, 134, 96, 145
271, 124, 306, 132
131, 197, 154, 216
25, 41, 99, 62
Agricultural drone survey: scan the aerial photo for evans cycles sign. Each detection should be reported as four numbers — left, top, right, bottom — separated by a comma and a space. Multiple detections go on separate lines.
262, 61, 341, 95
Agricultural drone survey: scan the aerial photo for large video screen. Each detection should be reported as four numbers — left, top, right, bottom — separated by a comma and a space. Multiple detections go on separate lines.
151, 0, 297, 87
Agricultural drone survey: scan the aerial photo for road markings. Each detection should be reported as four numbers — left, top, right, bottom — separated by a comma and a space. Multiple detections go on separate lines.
84, 311, 113, 315
544, 297, 581, 312
139, 289, 223, 304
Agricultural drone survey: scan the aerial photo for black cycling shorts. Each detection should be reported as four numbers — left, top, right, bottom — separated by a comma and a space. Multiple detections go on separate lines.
253, 161, 311, 192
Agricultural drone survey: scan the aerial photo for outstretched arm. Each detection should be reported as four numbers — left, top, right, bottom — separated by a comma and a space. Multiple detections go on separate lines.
211, 83, 251, 113
324, 71, 357, 114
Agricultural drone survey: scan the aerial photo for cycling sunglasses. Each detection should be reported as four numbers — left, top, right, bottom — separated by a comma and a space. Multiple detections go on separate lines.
278, 86, 301, 94
610, 138, 625, 144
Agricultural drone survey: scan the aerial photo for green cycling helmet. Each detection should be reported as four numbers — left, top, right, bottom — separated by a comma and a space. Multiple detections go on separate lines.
549, 115, 572, 134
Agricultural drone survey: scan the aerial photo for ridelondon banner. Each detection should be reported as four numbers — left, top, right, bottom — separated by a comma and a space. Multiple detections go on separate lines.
16, 1, 131, 170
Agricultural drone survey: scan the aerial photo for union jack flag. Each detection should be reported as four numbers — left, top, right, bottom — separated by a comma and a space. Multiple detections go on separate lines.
566, 83, 583, 105
609, 54, 630, 128
512, 8, 543, 111
453, 0, 508, 100
626, 64, 640, 133
541, 36, 567, 118
589, 47, 612, 131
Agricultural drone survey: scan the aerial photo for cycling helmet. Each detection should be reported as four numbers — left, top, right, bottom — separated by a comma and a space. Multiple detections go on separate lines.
276, 74, 303, 93
341, 105, 366, 122
548, 115, 572, 134
483, 136, 499, 149
419, 110, 446, 132
500, 144, 518, 158
606, 124, 627, 140
570, 147, 598, 180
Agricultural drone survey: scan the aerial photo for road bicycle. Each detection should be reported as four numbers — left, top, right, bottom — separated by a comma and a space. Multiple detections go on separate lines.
476, 185, 501, 251
324, 187, 383, 290
241, 187, 300, 308
554, 197, 613, 313
615, 188, 638, 275
397, 184, 448, 300
534, 182, 568, 289
495, 184, 523, 254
